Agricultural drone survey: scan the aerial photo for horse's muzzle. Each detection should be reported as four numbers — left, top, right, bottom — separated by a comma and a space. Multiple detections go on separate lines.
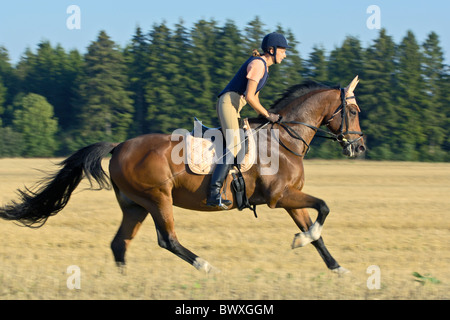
342, 141, 366, 158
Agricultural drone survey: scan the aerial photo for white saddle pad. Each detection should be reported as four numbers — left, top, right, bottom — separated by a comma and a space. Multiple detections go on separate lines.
186, 118, 256, 175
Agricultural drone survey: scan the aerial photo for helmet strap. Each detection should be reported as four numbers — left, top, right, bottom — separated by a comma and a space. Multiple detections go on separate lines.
272, 46, 278, 64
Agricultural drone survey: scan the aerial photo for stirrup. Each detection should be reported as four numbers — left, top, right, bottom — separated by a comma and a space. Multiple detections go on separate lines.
206, 196, 231, 210
217, 198, 230, 210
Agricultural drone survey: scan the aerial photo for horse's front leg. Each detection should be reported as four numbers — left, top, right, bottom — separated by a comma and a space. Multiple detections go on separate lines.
273, 188, 329, 241
286, 208, 344, 272
286, 208, 315, 248
281, 196, 350, 274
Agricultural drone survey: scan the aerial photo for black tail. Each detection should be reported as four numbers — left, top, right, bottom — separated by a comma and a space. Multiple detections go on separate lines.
0, 142, 117, 228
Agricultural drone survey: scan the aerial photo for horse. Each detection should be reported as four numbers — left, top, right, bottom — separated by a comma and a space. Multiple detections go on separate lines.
0, 76, 365, 275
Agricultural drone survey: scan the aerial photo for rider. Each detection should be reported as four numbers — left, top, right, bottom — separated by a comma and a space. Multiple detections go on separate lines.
206, 32, 291, 209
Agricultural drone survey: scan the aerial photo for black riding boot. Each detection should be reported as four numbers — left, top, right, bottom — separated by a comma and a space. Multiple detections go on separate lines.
206, 163, 232, 209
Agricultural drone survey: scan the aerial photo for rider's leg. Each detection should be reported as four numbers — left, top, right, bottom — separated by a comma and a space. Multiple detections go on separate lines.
206, 92, 246, 209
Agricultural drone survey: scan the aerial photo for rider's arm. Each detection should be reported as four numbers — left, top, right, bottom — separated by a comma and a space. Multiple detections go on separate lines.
245, 80, 270, 117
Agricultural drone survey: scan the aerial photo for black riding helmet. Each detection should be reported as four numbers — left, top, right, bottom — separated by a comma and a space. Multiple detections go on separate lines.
261, 32, 292, 64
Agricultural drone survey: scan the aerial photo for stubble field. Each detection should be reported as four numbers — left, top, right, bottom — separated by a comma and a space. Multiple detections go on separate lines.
0, 158, 448, 300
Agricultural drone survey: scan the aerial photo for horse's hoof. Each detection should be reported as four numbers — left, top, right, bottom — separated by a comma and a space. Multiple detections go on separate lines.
193, 257, 220, 274
207, 266, 221, 274
291, 232, 312, 248
115, 262, 127, 275
331, 266, 350, 275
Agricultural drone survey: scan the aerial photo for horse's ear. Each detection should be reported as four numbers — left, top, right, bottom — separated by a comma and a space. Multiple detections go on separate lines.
345, 75, 359, 93
345, 75, 360, 110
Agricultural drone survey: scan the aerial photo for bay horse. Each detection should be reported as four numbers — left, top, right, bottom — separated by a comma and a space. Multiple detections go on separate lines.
0, 76, 365, 275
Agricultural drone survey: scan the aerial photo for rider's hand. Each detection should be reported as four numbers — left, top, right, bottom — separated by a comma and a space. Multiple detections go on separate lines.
266, 112, 281, 123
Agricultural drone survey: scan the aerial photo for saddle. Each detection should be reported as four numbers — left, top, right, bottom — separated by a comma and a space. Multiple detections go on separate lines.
185, 118, 256, 175
185, 118, 257, 217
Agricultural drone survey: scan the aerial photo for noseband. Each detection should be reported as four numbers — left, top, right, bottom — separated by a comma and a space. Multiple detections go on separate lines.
274, 88, 364, 156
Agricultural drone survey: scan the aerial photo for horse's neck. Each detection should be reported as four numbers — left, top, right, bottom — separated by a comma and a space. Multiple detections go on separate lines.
280, 90, 337, 145
282, 90, 335, 125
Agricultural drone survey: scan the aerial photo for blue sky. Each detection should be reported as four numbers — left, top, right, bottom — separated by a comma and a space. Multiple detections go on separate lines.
0, 0, 448, 64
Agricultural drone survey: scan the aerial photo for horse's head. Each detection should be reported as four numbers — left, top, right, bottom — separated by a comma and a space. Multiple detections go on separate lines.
325, 76, 366, 157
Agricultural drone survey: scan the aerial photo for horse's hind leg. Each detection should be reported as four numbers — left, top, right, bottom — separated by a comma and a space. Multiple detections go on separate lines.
286, 208, 349, 274
144, 194, 219, 273
111, 185, 148, 269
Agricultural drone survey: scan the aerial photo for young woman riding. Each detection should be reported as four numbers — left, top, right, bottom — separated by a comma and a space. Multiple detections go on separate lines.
206, 32, 291, 209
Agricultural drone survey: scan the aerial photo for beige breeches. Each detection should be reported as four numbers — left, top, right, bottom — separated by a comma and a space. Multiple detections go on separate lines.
216, 92, 247, 159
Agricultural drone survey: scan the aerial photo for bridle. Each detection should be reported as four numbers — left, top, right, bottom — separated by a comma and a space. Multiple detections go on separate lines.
273, 88, 364, 156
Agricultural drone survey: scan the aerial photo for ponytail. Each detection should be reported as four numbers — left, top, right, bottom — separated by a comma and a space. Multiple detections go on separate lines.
252, 47, 273, 57
252, 49, 262, 57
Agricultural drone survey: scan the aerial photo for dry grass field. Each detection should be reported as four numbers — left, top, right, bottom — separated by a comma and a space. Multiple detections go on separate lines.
0, 158, 448, 300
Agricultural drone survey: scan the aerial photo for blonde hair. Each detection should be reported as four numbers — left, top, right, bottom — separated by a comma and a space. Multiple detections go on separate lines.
252, 47, 273, 57
252, 49, 262, 57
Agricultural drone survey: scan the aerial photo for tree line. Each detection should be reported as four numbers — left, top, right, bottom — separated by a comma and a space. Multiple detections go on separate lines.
0, 17, 448, 161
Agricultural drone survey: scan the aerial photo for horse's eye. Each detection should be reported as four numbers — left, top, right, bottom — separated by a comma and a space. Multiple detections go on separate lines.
350, 110, 357, 116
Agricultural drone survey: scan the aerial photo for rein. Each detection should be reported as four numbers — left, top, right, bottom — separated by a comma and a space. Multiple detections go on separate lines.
273, 88, 364, 157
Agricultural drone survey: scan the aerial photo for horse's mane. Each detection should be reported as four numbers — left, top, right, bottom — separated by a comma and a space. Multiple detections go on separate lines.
268, 80, 340, 114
